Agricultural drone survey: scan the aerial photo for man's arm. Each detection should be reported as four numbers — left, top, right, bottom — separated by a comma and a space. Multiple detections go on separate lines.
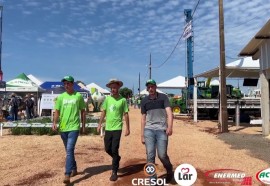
97, 110, 106, 134
124, 112, 130, 136
52, 110, 59, 131
141, 114, 146, 144
165, 107, 173, 136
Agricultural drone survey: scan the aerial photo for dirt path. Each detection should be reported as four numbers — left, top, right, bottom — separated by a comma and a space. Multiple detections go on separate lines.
0, 107, 269, 185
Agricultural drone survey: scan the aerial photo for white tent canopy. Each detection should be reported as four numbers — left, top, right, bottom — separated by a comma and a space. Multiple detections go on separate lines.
77, 82, 89, 91
86, 82, 110, 95
4, 73, 44, 92
157, 75, 186, 89
27, 74, 43, 86
140, 88, 165, 95
195, 57, 260, 78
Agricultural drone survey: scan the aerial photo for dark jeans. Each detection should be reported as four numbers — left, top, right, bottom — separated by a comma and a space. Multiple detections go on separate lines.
26, 107, 33, 119
104, 130, 122, 172
10, 106, 18, 121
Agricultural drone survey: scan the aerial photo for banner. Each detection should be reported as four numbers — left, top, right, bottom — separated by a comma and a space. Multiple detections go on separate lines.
40, 94, 58, 110
40, 92, 89, 111
183, 20, 192, 40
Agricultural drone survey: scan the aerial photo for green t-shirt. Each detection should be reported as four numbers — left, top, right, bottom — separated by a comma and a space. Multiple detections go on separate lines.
101, 95, 129, 131
54, 92, 86, 132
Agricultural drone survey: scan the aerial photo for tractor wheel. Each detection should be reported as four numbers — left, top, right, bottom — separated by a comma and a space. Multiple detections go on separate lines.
172, 106, 181, 114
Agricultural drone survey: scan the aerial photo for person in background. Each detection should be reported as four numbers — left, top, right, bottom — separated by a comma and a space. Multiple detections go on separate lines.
9, 93, 18, 121
141, 79, 174, 183
97, 78, 130, 182
137, 97, 141, 109
24, 94, 33, 119
52, 75, 86, 185
30, 94, 36, 117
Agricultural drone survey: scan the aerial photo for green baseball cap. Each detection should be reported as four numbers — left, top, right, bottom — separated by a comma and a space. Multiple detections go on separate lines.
61, 75, 74, 82
145, 79, 156, 86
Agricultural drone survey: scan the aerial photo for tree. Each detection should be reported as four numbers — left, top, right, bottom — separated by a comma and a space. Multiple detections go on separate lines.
119, 87, 133, 98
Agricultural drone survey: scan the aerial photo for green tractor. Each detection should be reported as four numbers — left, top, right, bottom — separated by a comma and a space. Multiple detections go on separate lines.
197, 79, 243, 99
169, 89, 188, 114
169, 96, 187, 114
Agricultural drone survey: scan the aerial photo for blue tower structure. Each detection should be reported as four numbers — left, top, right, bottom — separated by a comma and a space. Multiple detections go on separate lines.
184, 9, 194, 99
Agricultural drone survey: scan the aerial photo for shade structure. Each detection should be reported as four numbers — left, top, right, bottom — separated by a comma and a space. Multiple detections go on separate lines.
195, 57, 260, 78
157, 76, 186, 89
5, 73, 44, 92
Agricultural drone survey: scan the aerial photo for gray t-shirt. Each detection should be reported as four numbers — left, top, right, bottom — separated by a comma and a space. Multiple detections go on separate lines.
141, 93, 170, 130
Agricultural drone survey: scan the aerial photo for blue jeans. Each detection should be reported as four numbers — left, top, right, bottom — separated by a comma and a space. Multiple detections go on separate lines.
10, 106, 18, 121
144, 129, 172, 173
61, 131, 79, 176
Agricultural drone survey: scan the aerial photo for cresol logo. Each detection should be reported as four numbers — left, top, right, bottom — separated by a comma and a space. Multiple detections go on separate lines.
256, 168, 270, 184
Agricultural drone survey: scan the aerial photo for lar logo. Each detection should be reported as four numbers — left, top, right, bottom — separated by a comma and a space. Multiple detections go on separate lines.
256, 168, 270, 184
144, 163, 156, 176
174, 163, 197, 186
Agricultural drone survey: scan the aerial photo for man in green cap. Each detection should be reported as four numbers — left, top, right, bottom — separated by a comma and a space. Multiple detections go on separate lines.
52, 75, 86, 184
141, 79, 174, 183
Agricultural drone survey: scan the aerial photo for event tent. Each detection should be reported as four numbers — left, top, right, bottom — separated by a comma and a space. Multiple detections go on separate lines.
140, 89, 164, 95
86, 82, 110, 95
39, 82, 90, 116
40, 81, 89, 93
157, 75, 186, 89
4, 73, 44, 92
195, 57, 260, 78
27, 74, 43, 86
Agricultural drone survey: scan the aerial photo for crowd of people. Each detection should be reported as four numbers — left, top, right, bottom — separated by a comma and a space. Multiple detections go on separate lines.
52, 75, 174, 185
0, 93, 36, 121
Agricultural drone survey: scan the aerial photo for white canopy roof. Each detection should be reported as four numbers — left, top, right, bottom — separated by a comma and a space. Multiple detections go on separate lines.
4, 73, 44, 92
27, 74, 43, 86
195, 57, 260, 78
86, 82, 110, 94
157, 75, 186, 89
140, 88, 165, 95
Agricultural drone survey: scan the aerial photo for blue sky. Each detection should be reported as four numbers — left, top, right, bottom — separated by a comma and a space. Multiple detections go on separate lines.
1, 0, 270, 94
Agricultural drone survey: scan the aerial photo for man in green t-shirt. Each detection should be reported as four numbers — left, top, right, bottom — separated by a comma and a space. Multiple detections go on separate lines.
52, 75, 86, 185
97, 78, 130, 182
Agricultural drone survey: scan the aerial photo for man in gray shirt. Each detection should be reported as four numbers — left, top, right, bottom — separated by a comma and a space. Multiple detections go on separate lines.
141, 79, 174, 183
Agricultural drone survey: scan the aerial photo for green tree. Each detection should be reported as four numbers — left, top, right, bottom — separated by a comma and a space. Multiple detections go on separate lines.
119, 87, 133, 98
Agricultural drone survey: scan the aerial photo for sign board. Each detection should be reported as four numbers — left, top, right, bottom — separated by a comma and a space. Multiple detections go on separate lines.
183, 20, 192, 40
40, 92, 89, 111
0, 81, 6, 88
40, 94, 59, 110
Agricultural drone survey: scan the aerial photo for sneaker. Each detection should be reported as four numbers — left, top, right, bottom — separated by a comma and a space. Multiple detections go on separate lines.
63, 175, 70, 184
70, 170, 78, 177
110, 171, 118, 181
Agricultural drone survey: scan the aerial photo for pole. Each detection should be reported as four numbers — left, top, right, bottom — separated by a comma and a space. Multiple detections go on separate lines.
0, 123, 2, 136
149, 53, 152, 79
184, 9, 194, 100
138, 72, 141, 97
218, 0, 228, 132
193, 78, 198, 122
236, 101, 240, 127
0, 6, 3, 81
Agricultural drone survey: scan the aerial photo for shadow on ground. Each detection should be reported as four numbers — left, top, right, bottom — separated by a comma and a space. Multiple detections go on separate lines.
69, 164, 111, 185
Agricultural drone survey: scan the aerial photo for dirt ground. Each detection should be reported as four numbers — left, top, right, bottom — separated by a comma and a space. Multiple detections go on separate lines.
0, 107, 269, 186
